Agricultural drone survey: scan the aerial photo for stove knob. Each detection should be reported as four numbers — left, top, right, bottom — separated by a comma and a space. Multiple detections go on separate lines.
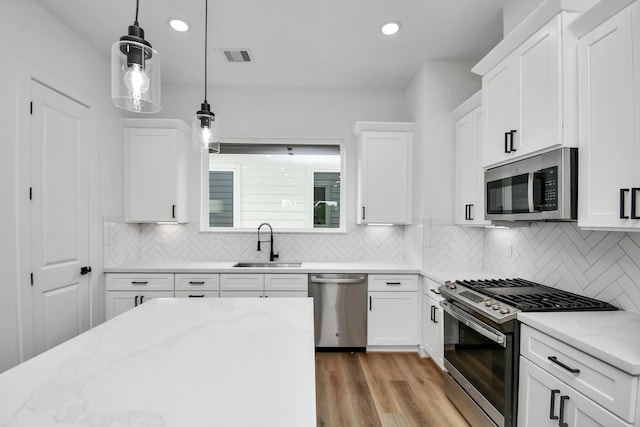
484, 299, 493, 307
500, 307, 510, 314
448, 283, 457, 290
492, 304, 500, 310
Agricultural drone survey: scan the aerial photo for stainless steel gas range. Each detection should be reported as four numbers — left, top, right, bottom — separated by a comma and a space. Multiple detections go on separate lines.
438, 278, 618, 427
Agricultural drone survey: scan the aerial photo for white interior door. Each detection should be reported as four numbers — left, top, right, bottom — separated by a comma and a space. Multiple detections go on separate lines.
30, 81, 90, 355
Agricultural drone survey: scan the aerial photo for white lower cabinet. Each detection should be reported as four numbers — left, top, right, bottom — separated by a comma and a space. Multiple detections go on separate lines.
220, 273, 308, 298
105, 290, 173, 319
518, 358, 631, 427
367, 275, 418, 347
518, 325, 637, 427
105, 274, 174, 320
421, 279, 444, 368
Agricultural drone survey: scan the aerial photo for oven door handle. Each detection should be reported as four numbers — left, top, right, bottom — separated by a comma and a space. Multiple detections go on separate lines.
440, 301, 507, 348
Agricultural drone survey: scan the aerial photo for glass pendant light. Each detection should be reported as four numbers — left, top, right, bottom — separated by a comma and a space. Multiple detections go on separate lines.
111, 0, 161, 113
193, 0, 220, 153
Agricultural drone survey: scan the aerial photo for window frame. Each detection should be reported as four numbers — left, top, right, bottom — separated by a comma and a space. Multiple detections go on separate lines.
200, 138, 347, 233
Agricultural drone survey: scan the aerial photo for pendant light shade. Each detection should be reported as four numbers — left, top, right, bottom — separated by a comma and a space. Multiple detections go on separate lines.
193, 0, 220, 153
111, 0, 161, 113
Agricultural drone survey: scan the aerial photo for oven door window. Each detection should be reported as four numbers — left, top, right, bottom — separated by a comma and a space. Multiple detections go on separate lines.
486, 173, 529, 214
443, 311, 507, 412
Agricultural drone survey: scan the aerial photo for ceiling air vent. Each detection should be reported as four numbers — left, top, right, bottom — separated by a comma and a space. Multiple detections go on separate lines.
221, 49, 254, 63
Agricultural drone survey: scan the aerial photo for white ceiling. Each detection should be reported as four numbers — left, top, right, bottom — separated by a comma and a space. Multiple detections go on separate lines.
33, 0, 508, 89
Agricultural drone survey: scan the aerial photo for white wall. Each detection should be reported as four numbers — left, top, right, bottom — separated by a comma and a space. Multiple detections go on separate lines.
405, 60, 481, 222
0, 0, 122, 372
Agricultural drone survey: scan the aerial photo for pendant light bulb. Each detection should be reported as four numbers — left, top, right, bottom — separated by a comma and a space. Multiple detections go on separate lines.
111, 0, 161, 113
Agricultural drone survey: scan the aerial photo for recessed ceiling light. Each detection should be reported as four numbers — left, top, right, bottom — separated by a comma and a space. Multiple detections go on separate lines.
381, 21, 400, 36
168, 18, 189, 32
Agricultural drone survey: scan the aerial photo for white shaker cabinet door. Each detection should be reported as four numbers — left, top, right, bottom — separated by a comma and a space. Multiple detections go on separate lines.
367, 291, 418, 346
577, 7, 640, 230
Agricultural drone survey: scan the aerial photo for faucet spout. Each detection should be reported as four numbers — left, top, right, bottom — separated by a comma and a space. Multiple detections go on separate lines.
257, 223, 279, 261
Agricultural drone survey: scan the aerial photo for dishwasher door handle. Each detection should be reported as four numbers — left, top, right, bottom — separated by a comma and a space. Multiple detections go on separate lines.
310, 277, 365, 284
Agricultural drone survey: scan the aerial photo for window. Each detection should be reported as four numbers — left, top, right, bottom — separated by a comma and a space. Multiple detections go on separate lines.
203, 140, 344, 232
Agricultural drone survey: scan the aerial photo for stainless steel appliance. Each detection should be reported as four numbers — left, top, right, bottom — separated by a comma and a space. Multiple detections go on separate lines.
485, 147, 577, 221
439, 278, 617, 427
309, 273, 367, 351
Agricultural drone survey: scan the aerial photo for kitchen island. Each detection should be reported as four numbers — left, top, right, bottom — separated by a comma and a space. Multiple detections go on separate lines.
0, 298, 316, 426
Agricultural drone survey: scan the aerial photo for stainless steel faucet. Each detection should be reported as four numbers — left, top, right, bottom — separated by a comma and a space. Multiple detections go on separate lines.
257, 223, 279, 261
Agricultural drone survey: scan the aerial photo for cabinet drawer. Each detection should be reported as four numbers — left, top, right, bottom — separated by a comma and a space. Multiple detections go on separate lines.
521, 324, 638, 422
368, 274, 418, 291
220, 274, 264, 291
264, 274, 308, 291
105, 273, 174, 291
175, 274, 219, 291
265, 291, 308, 298
175, 291, 219, 298
220, 291, 264, 298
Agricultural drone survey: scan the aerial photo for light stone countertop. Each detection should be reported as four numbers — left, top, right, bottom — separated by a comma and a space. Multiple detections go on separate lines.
0, 298, 316, 427
518, 311, 640, 375
104, 260, 420, 274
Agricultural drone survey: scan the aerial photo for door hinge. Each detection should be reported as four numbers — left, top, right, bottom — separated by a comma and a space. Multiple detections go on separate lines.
30, 101, 33, 115
30, 273, 34, 286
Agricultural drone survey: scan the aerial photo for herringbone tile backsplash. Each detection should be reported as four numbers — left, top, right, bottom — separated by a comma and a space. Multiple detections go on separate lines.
485, 222, 640, 314
105, 219, 640, 313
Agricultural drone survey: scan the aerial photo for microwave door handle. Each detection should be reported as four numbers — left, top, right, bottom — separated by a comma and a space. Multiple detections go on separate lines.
528, 172, 535, 213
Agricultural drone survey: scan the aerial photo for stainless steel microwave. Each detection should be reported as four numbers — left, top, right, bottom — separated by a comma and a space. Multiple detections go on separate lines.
484, 148, 577, 221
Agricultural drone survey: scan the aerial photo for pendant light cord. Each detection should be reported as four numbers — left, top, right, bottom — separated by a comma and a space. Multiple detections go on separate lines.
134, 0, 140, 25
204, 0, 208, 103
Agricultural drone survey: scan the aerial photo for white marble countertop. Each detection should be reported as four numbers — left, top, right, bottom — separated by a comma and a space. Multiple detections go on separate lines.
518, 311, 640, 375
0, 298, 316, 426
104, 260, 420, 274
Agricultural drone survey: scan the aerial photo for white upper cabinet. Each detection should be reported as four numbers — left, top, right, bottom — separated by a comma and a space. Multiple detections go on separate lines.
353, 122, 414, 225
123, 119, 190, 223
473, 6, 580, 168
453, 92, 490, 226
572, 2, 640, 231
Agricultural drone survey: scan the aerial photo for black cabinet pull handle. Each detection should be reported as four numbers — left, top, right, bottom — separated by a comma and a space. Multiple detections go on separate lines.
509, 130, 517, 152
140, 295, 144, 304
188, 281, 206, 285
620, 189, 629, 219
631, 188, 640, 219
386, 282, 402, 286
549, 389, 560, 420
429, 289, 441, 295
188, 294, 205, 298
548, 356, 581, 374
369, 296, 372, 311
172, 204, 176, 219
362, 206, 366, 221
559, 395, 570, 427
134, 295, 139, 307
433, 306, 438, 324
504, 132, 510, 153
468, 204, 474, 220
430, 305, 434, 322
131, 281, 148, 285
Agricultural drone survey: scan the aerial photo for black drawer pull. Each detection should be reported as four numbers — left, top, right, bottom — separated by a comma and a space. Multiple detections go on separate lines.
131, 281, 148, 285
548, 356, 580, 374
188, 294, 205, 298
430, 289, 441, 295
134, 295, 139, 307
549, 389, 560, 420
188, 281, 206, 285
386, 282, 402, 286
432, 306, 438, 324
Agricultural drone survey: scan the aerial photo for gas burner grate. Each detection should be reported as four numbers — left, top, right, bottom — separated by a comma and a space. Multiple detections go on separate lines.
455, 278, 618, 312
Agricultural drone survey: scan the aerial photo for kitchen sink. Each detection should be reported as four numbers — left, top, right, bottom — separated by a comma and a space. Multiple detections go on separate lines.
232, 262, 302, 268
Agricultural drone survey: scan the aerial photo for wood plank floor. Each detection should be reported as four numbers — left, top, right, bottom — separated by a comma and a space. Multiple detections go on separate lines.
315, 352, 470, 427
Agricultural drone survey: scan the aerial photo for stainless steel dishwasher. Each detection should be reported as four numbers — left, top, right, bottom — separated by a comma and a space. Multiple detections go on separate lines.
308, 273, 367, 351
